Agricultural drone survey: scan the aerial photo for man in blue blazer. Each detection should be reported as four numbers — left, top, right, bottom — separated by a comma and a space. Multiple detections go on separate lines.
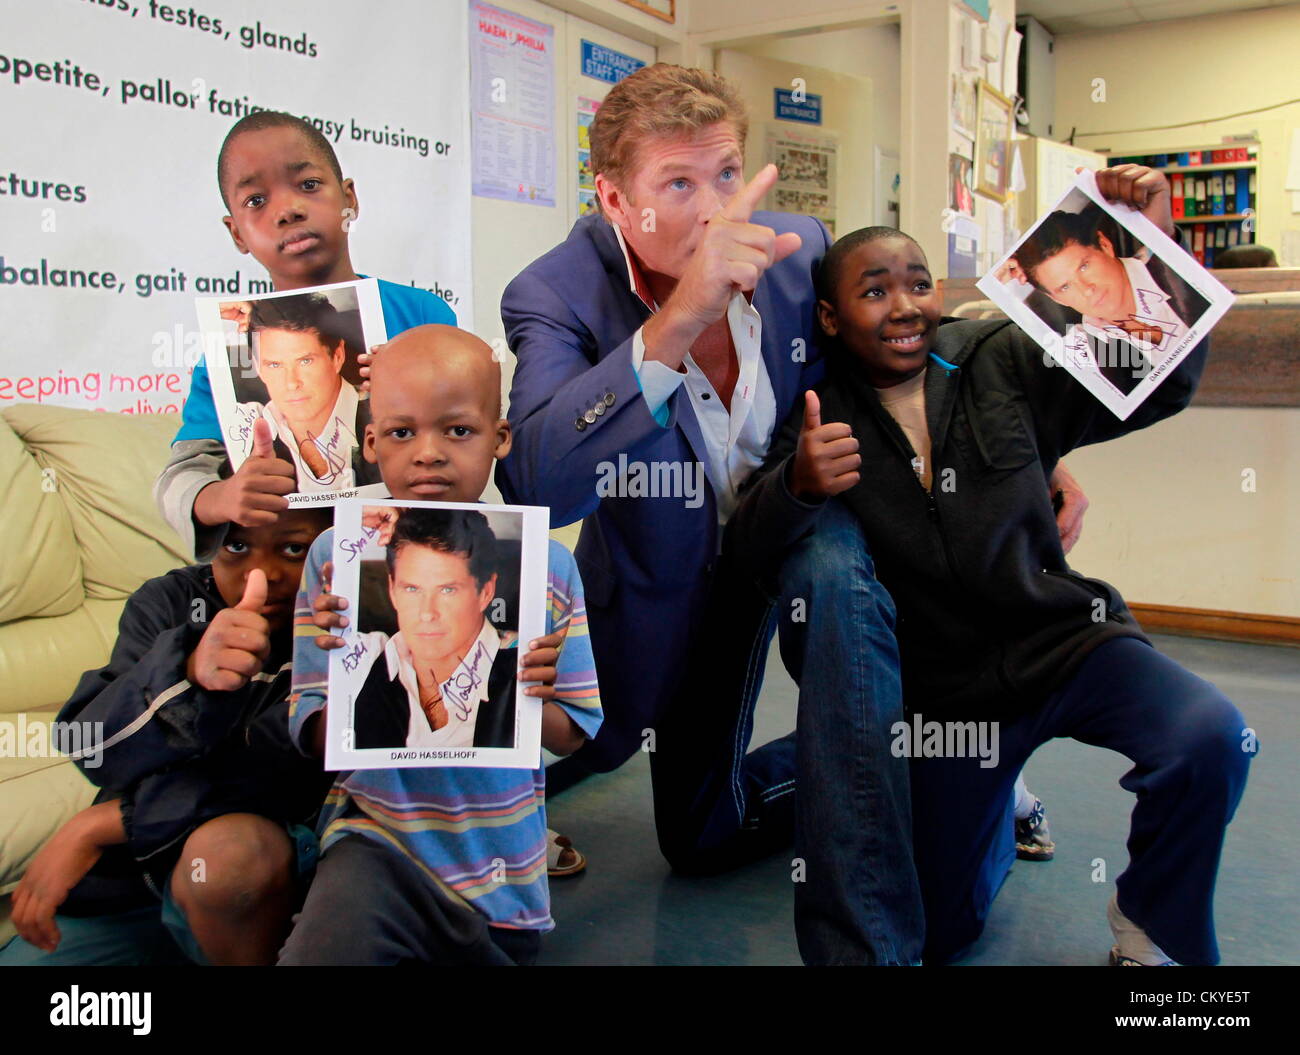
497, 65, 921, 964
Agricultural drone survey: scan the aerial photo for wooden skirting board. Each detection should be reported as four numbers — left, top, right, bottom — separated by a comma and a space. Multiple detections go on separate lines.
1128, 603, 1300, 647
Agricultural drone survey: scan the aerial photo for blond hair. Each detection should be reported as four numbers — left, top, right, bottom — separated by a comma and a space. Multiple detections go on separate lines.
590, 64, 748, 208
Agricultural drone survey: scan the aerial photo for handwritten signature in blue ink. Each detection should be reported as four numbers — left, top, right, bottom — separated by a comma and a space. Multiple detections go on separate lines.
338, 522, 381, 564
341, 639, 368, 673
226, 404, 263, 456
447, 641, 490, 719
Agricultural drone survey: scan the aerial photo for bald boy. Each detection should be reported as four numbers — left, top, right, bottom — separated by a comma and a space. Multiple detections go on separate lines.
361, 326, 512, 505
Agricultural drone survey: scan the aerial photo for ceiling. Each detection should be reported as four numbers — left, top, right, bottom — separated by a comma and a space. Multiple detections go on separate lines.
1017, 0, 1299, 34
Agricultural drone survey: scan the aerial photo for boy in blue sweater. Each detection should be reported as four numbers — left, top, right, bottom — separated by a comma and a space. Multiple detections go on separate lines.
155, 111, 456, 560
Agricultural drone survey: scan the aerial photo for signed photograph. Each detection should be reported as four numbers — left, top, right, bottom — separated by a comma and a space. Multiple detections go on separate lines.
977, 170, 1234, 420
196, 278, 388, 504
325, 499, 551, 770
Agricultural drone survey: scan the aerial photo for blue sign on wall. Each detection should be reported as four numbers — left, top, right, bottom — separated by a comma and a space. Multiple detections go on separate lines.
774, 88, 822, 125
581, 40, 645, 85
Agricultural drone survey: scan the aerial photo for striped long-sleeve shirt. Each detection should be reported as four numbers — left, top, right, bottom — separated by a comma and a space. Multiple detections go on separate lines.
289, 529, 602, 931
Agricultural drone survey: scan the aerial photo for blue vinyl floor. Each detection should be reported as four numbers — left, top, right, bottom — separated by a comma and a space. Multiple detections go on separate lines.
540, 634, 1299, 966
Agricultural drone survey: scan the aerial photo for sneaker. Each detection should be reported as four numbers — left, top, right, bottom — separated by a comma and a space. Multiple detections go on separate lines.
1107, 893, 1179, 966
1108, 948, 1176, 966
1014, 797, 1055, 861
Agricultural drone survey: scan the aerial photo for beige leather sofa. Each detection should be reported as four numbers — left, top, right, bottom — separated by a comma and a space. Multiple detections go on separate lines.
0, 404, 187, 945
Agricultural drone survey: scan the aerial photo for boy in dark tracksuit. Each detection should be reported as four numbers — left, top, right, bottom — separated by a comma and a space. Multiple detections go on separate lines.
5, 509, 332, 966
730, 165, 1252, 966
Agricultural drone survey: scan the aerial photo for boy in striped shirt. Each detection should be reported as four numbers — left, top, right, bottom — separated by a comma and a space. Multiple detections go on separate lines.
281, 324, 602, 964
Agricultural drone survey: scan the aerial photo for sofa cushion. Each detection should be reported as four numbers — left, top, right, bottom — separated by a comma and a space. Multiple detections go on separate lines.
0, 746, 99, 897
0, 408, 83, 623
0, 598, 129, 716
1, 405, 188, 603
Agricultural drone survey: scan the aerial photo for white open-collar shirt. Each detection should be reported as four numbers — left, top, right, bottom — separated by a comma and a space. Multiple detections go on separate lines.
612, 224, 778, 526
356, 619, 507, 749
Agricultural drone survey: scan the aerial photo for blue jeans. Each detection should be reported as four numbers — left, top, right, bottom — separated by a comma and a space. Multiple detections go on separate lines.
648, 499, 919, 963
777, 498, 924, 965
912, 636, 1251, 965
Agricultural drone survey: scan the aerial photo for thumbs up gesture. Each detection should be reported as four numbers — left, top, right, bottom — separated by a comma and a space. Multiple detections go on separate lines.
789, 390, 861, 502
196, 417, 297, 529
186, 569, 274, 692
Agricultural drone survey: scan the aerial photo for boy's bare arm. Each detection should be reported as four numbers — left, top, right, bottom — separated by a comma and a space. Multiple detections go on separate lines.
541, 703, 585, 756
11, 800, 126, 953
155, 437, 233, 561
302, 711, 327, 759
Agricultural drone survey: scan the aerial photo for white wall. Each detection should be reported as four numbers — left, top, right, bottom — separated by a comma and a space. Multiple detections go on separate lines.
1066, 407, 1300, 619
465, 0, 655, 508
715, 48, 875, 235
742, 22, 900, 164
1051, 5, 1300, 618
689, 0, 894, 37
468, 2, 656, 346
1053, 4, 1300, 258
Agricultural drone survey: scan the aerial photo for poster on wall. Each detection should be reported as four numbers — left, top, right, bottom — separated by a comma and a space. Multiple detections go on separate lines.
0, 0, 472, 417
876, 148, 901, 229
469, 0, 556, 208
577, 96, 600, 218
975, 80, 1014, 203
950, 154, 975, 216
950, 73, 977, 160
766, 127, 839, 236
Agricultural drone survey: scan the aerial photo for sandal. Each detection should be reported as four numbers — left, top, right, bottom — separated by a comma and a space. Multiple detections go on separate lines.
546, 829, 587, 878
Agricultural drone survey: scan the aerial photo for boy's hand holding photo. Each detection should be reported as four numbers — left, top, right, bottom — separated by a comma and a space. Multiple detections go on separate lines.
186, 568, 273, 692
311, 559, 349, 650
520, 629, 565, 702
361, 504, 399, 546
1092, 164, 1176, 239
523, 628, 585, 756
355, 342, 386, 393
11, 799, 126, 953
790, 390, 861, 502
219, 299, 254, 332
194, 418, 296, 528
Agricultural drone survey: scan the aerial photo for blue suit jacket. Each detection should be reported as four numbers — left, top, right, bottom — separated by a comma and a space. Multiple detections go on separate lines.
497, 211, 831, 770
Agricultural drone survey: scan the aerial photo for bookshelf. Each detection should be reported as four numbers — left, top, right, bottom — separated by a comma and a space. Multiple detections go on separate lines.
1175, 212, 1253, 224
1106, 141, 1259, 267
1160, 161, 1257, 175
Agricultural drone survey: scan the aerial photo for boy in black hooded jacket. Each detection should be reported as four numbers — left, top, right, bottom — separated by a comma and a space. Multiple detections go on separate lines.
730, 165, 1252, 966
6, 494, 332, 965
